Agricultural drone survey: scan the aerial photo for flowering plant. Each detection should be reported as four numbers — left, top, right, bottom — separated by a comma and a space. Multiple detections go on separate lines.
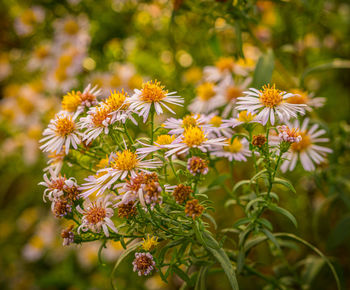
39, 67, 339, 289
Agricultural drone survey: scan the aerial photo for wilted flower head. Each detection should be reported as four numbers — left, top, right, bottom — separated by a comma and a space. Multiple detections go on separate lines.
277, 125, 302, 143
187, 156, 209, 176
133, 252, 156, 276
185, 199, 204, 219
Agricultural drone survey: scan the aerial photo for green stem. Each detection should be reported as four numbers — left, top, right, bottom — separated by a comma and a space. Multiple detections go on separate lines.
122, 122, 133, 144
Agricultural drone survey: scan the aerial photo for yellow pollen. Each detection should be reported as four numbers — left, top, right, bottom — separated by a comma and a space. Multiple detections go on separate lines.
224, 138, 243, 153
238, 110, 255, 122
182, 115, 198, 129
226, 86, 242, 101
55, 116, 75, 136
140, 80, 167, 103
215, 57, 235, 72
85, 204, 106, 224
104, 90, 128, 111
112, 150, 139, 171
209, 116, 222, 127
291, 131, 311, 152
155, 134, 175, 145
287, 89, 309, 104
96, 155, 110, 169
62, 91, 82, 112
197, 82, 215, 101
64, 20, 79, 35
141, 235, 159, 251
92, 106, 111, 127
182, 126, 207, 147
259, 84, 284, 108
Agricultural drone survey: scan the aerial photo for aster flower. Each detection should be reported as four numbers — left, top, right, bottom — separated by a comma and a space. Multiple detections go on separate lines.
185, 199, 204, 219
136, 134, 176, 155
80, 150, 162, 197
14, 6, 45, 36
39, 111, 81, 155
188, 82, 225, 114
236, 84, 307, 125
187, 156, 209, 176
77, 194, 117, 237
61, 225, 74, 246
130, 80, 184, 122
222, 110, 261, 129
141, 235, 159, 251
162, 114, 209, 135
79, 105, 114, 144
205, 114, 233, 138
203, 57, 248, 82
215, 75, 252, 117
277, 125, 302, 143
51, 197, 72, 218
280, 118, 332, 172
212, 138, 251, 162
133, 252, 156, 276
286, 89, 325, 111
164, 126, 227, 157
39, 168, 67, 201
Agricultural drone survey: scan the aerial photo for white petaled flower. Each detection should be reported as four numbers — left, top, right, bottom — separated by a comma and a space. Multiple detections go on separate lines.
40, 111, 81, 155
162, 114, 209, 135
215, 75, 252, 117
130, 80, 184, 122
205, 114, 233, 138
222, 110, 261, 129
280, 118, 332, 172
39, 168, 67, 201
14, 6, 45, 36
164, 126, 227, 157
77, 194, 117, 237
103, 90, 137, 125
286, 89, 325, 111
80, 150, 162, 197
203, 57, 248, 82
236, 84, 307, 125
212, 137, 251, 162
277, 125, 302, 143
188, 82, 225, 114
79, 105, 113, 144
136, 134, 176, 155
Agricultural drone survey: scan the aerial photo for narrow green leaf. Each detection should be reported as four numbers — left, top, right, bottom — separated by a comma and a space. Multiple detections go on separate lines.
232, 180, 251, 193
269, 204, 298, 228
195, 266, 208, 290
273, 177, 296, 193
250, 169, 268, 182
208, 174, 230, 188
261, 228, 280, 251
173, 265, 191, 285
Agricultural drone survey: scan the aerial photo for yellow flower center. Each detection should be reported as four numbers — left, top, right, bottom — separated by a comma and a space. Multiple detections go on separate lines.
104, 90, 128, 111
64, 20, 79, 35
238, 110, 255, 122
92, 106, 111, 127
184, 67, 202, 84
287, 89, 309, 104
140, 80, 167, 103
17, 96, 35, 115
226, 86, 242, 101
215, 57, 235, 72
85, 204, 106, 224
55, 115, 76, 136
224, 138, 243, 153
58, 54, 73, 67
62, 91, 82, 112
236, 57, 255, 68
182, 126, 207, 147
127, 75, 143, 90
291, 131, 311, 152
54, 67, 68, 82
259, 84, 283, 108
112, 150, 139, 171
35, 45, 50, 59
209, 116, 222, 127
155, 134, 175, 145
21, 10, 37, 25
182, 115, 198, 129
96, 155, 110, 169
141, 235, 159, 251
197, 82, 215, 101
